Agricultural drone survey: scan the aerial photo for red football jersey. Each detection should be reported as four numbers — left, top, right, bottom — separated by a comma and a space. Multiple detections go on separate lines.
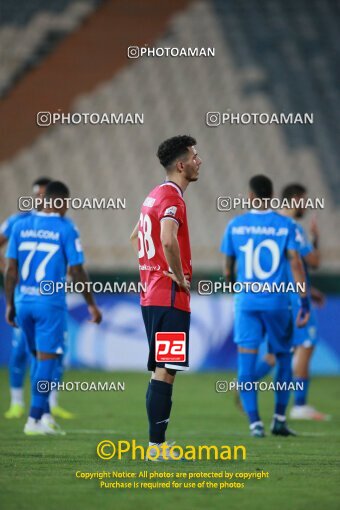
138, 181, 192, 312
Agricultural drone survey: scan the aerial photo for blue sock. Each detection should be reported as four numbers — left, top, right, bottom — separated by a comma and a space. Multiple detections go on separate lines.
238, 352, 260, 424
294, 377, 309, 406
44, 401, 51, 414
30, 354, 38, 387
30, 358, 57, 420
274, 352, 292, 416
146, 380, 172, 443
255, 357, 274, 381
9, 332, 29, 389
52, 355, 64, 385
47, 355, 64, 409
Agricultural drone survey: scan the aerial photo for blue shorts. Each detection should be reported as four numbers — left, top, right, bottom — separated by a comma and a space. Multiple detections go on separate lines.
291, 305, 318, 347
234, 308, 293, 354
15, 302, 66, 355
141, 306, 190, 372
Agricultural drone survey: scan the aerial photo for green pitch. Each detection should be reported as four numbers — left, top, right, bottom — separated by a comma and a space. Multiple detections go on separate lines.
0, 370, 339, 510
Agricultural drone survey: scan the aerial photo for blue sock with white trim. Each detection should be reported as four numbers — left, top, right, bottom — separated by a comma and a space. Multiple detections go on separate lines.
255, 357, 274, 381
238, 352, 260, 424
274, 352, 292, 417
30, 358, 57, 420
294, 377, 309, 406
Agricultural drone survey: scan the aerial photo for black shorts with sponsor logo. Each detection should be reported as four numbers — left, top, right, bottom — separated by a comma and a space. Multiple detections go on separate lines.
141, 305, 190, 372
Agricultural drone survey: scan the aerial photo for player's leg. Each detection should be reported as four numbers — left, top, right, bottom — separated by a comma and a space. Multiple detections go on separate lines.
291, 345, 329, 420
292, 344, 313, 408
14, 303, 52, 435
49, 355, 63, 414
142, 305, 190, 459
23, 304, 66, 435
235, 309, 265, 437
50, 354, 75, 419
143, 306, 174, 448
290, 305, 313, 415
147, 367, 175, 449
30, 351, 37, 385
255, 352, 276, 381
263, 309, 296, 436
4, 328, 28, 418
290, 310, 329, 420
238, 347, 263, 434
27, 351, 61, 433
274, 351, 293, 423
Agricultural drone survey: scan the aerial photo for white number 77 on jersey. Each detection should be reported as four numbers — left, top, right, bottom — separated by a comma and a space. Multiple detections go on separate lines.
18, 241, 59, 282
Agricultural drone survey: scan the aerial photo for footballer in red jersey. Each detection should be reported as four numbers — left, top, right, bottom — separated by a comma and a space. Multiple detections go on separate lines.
130, 135, 201, 458
138, 180, 192, 312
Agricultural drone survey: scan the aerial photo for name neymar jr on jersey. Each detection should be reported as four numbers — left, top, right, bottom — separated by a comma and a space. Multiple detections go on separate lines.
231, 226, 290, 236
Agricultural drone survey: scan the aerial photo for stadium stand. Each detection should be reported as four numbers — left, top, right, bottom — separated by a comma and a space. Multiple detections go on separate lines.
0, 0, 103, 96
0, 0, 339, 271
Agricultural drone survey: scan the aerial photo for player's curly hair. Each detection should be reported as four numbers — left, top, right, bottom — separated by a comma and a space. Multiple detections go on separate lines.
157, 135, 197, 169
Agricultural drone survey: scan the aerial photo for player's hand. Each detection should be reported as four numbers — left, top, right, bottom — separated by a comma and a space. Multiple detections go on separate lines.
311, 288, 325, 307
88, 304, 102, 324
5, 305, 17, 327
296, 309, 310, 328
296, 296, 310, 328
163, 271, 190, 294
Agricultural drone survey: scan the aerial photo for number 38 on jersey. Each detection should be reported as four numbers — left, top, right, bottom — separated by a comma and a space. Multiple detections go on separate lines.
138, 213, 155, 260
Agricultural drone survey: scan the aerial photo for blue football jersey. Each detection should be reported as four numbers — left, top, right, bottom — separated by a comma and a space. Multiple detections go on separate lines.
220, 210, 300, 310
7, 212, 84, 308
288, 222, 313, 305
0, 212, 32, 239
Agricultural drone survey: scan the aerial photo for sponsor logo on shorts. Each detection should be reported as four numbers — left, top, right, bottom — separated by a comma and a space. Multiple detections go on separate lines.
155, 332, 186, 362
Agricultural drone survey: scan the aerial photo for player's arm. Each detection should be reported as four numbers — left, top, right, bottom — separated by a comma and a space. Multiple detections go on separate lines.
64, 223, 102, 324
303, 250, 320, 269
287, 249, 310, 327
224, 255, 236, 284
304, 214, 320, 268
0, 233, 8, 273
130, 221, 139, 256
310, 286, 325, 307
69, 264, 102, 324
160, 219, 190, 294
220, 221, 235, 288
4, 257, 18, 327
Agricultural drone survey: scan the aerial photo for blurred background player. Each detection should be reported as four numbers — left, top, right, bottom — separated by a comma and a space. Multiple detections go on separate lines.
4, 181, 102, 435
130, 135, 201, 460
1, 177, 74, 420
255, 184, 328, 420
221, 175, 310, 438
0, 177, 51, 418
282, 184, 328, 420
